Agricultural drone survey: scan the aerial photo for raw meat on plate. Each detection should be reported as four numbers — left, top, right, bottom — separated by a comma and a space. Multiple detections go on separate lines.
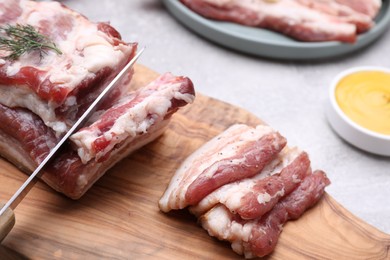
180, 0, 381, 43
296, 0, 374, 33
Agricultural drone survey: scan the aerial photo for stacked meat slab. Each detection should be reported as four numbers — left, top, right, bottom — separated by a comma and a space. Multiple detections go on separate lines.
0, 0, 195, 199
180, 0, 381, 43
159, 124, 330, 258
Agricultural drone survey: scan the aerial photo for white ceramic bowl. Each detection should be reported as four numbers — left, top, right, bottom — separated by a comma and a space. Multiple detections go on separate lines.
326, 66, 390, 156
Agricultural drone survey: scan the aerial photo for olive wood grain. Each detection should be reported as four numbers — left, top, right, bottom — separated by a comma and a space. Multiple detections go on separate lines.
0, 202, 15, 243
0, 65, 389, 259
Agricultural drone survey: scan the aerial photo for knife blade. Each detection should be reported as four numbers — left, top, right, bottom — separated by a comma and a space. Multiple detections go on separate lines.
0, 47, 144, 241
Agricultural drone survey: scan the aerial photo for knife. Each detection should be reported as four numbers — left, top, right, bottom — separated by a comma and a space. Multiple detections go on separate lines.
0, 47, 145, 242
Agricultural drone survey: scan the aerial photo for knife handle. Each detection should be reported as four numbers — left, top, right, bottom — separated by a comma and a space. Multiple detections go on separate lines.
0, 203, 15, 242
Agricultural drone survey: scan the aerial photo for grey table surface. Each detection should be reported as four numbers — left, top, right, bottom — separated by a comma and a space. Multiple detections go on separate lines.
65, 0, 390, 234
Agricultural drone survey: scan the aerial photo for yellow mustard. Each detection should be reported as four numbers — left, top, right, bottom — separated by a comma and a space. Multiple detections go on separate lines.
335, 70, 390, 135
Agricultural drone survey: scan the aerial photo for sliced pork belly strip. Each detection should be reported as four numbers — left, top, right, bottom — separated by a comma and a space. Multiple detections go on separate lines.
0, 0, 137, 134
296, 0, 373, 33
246, 170, 330, 258
70, 73, 196, 164
180, 0, 357, 43
200, 170, 330, 258
185, 130, 287, 206
190, 149, 311, 220
190, 147, 299, 217
236, 152, 311, 220
159, 124, 287, 212
335, 0, 381, 19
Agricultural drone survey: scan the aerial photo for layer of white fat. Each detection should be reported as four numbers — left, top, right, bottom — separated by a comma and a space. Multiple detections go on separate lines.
230, 221, 255, 255
373, 0, 382, 9
159, 124, 273, 212
173, 90, 195, 104
200, 204, 255, 257
368, 0, 382, 18
0, 85, 67, 133
71, 79, 194, 164
190, 146, 302, 216
2, 0, 132, 106
256, 188, 285, 204
201, 205, 233, 240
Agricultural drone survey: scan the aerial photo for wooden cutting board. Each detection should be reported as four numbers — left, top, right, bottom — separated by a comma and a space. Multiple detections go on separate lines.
0, 65, 389, 259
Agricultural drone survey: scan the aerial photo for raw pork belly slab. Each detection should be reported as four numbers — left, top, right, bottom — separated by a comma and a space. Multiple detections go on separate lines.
0, 0, 137, 135
159, 124, 330, 258
0, 0, 196, 199
180, 0, 381, 43
0, 73, 195, 199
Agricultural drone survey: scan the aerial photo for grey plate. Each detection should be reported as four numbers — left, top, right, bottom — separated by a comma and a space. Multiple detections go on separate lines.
162, 0, 390, 60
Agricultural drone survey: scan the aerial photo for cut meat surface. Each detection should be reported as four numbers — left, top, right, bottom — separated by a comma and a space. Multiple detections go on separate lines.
0, 73, 195, 199
0, 104, 58, 170
70, 73, 195, 164
159, 124, 287, 212
190, 149, 311, 219
45, 121, 171, 199
180, 0, 381, 43
200, 170, 330, 258
0, 0, 137, 135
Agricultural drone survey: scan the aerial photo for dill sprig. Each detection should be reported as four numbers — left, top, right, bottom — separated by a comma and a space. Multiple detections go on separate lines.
0, 24, 62, 60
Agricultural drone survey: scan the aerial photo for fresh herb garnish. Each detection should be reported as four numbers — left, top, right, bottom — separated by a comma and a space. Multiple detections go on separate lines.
0, 24, 62, 60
